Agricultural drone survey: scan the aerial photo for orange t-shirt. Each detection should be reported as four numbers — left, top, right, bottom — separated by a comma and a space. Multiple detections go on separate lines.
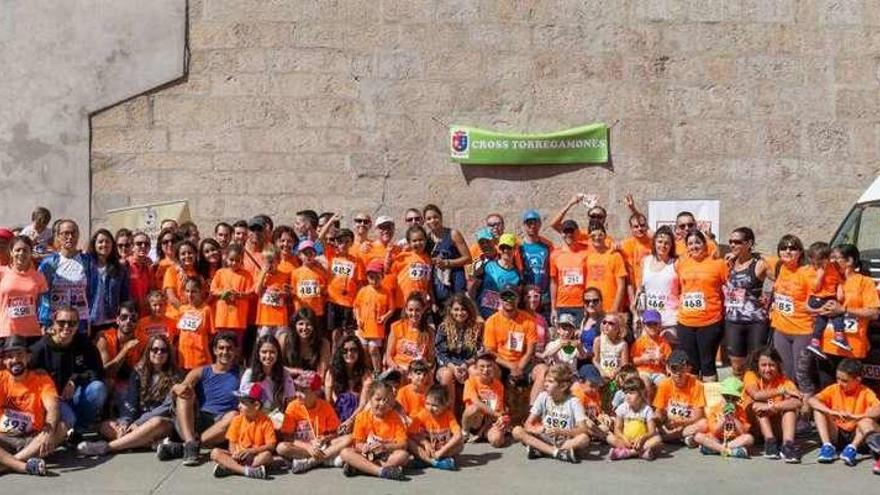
176, 304, 215, 370
0, 370, 57, 434
574, 231, 615, 252
389, 320, 432, 369
675, 256, 728, 327
770, 264, 813, 336
210, 267, 255, 329
396, 383, 427, 416
290, 264, 328, 317
549, 245, 589, 309
277, 256, 301, 276
814, 382, 880, 432
359, 241, 400, 299
410, 408, 461, 449
280, 398, 340, 440
162, 265, 197, 319
571, 382, 602, 418
805, 264, 842, 299
352, 408, 408, 444
255, 270, 291, 327
620, 235, 653, 289
391, 251, 433, 308
0, 266, 48, 338
631, 333, 672, 375
154, 258, 175, 290
353, 285, 390, 340
483, 310, 537, 364
675, 238, 719, 260
742, 370, 797, 407
226, 412, 277, 449
652, 374, 706, 423
462, 375, 505, 414
822, 273, 880, 359
706, 402, 750, 437
101, 328, 143, 369
327, 253, 365, 308
134, 315, 178, 344
242, 247, 265, 277
584, 250, 627, 313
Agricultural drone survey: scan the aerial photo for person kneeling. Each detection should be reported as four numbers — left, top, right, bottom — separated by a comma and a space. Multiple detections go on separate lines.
277, 371, 350, 474
339, 380, 410, 480
210, 383, 275, 480
409, 385, 463, 470
512, 365, 590, 463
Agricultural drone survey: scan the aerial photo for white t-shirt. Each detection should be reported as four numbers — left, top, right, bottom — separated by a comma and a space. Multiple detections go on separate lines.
239, 368, 296, 412
52, 254, 89, 320
641, 255, 680, 327
530, 391, 586, 431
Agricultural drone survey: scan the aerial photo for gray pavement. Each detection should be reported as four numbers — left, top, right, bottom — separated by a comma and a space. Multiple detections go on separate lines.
2, 441, 878, 495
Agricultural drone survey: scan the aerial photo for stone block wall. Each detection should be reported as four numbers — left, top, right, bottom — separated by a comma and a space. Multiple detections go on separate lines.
91, 0, 880, 249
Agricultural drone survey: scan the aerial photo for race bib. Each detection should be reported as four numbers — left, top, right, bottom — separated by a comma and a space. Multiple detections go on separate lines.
682, 292, 705, 311
667, 401, 693, 420
331, 260, 354, 278
298, 280, 320, 298
294, 420, 315, 441
726, 288, 746, 309
261, 289, 284, 307
51, 285, 89, 319
480, 290, 501, 310
645, 292, 666, 311
401, 340, 422, 358
829, 316, 859, 334
562, 269, 583, 286
7, 296, 35, 319
507, 331, 525, 352
145, 324, 168, 337
600, 354, 620, 372
543, 407, 570, 430
479, 390, 498, 412
429, 429, 452, 450
177, 313, 202, 332
0, 409, 34, 435
408, 263, 430, 281
773, 294, 794, 316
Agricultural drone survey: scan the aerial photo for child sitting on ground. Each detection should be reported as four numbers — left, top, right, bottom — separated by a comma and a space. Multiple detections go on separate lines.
538, 313, 586, 373
742, 346, 802, 463
461, 351, 510, 448
210, 382, 275, 479
694, 376, 753, 458
607, 377, 662, 460
513, 364, 591, 463
396, 359, 432, 417
408, 385, 463, 471
808, 358, 880, 470
339, 380, 410, 480
653, 350, 706, 446
571, 374, 613, 441
278, 371, 350, 474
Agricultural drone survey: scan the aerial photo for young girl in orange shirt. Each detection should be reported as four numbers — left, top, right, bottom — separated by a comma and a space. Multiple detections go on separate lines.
210, 244, 255, 345
384, 292, 435, 374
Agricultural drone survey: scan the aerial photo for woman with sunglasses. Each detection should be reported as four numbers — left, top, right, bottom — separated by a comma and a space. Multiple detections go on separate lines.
769, 235, 813, 383
577, 287, 605, 383
87, 229, 130, 333
423, 204, 470, 309
0, 236, 48, 343
675, 230, 728, 382
153, 228, 181, 289
127, 232, 155, 315
76, 334, 180, 456
638, 226, 679, 344
325, 335, 373, 434
115, 228, 133, 263
723, 227, 769, 378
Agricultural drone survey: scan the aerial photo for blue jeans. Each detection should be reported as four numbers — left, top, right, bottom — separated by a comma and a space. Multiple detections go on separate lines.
59, 380, 109, 433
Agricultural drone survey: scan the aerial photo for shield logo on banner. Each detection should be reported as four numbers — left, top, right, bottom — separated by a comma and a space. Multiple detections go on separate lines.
450, 129, 469, 159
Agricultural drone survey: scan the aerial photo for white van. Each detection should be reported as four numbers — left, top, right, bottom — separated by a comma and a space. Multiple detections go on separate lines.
831, 176, 880, 389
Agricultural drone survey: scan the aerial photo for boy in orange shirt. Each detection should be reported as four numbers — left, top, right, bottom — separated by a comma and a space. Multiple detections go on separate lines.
339, 380, 410, 480
408, 385, 462, 470
571, 375, 613, 440
630, 310, 671, 395
805, 242, 848, 358
278, 371, 349, 474
396, 359, 432, 416
694, 376, 753, 458
135, 290, 178, 345
808, 359, 880, 469
653, 350, 706, 446
325, 229, 365, 348
353, 260, 393, 371
176, 277, 215, 371
210, 382, 275, 479
461, 351, 509, 448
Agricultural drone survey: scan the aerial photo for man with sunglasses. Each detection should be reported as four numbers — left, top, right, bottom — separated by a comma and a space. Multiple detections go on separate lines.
549, 194, 621, 251
29, 306, 107, 445
126, 231, 155, 316
673, 211, 719, 260
351, 212, 373, 255
95, 302, 143, 380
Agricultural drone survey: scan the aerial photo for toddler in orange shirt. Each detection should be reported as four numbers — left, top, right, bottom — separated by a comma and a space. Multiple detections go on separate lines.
210, 382, 276, 479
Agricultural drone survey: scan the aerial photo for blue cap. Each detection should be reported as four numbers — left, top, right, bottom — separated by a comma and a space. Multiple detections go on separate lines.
522, 209, 541, 222
475, 227, 493, 242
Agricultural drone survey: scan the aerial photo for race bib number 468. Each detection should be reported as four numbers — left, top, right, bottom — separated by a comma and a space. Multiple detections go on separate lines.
682, 292, 705, 311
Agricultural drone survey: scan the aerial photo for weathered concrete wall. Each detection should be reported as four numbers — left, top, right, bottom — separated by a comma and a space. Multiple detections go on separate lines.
0, 0, 186, 230
91, 0, 880, 249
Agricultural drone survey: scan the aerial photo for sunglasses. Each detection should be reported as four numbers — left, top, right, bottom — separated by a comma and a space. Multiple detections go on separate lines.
601, 320, 618, 326
342, 347, 359, 354
161, 239, 174, 245
117, 243, 131, 248
406, 216, 422, 223
118, 314, 134, 321
354, 218, 371, 224
583, 298, 601, 305
487, 222, 503, 228
728, 239, 744, 245
780, 245, 800, 251
150, 347, 169, 354
677, 222, 695, 229
588, 213, 606, 220
55, 319, 79, 328
134, 241, 150, 246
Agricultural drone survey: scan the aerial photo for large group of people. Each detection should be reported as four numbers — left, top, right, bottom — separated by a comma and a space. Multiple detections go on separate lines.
1, 194, 879, 481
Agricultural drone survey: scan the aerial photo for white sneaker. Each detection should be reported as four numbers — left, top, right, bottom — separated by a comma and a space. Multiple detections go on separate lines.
290, 458, 317, 474
77, 440, 110, 456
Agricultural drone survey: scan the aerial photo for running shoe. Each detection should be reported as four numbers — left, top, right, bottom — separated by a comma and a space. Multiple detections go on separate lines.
840, 444, 858, 466
156, 438, 184, 461
763, 438, 780, 459
25, 457, 46, 476
816, 443, 837, 464
77, 440, 110, 457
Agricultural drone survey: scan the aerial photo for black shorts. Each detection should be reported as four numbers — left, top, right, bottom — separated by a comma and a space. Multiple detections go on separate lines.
326, 302, 355, 331
724, 321, 769, 358
498, 361, 535, 386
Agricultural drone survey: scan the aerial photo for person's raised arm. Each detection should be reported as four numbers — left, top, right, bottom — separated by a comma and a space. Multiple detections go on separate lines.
549, 194, 585, 233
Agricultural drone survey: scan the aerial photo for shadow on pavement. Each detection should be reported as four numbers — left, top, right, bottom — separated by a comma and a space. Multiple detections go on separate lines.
457, 451, 502, 468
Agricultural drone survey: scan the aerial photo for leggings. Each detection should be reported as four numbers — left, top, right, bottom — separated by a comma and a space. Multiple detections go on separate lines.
724, 321, 769, 358
772, 330, 812, 387
677, 322, 724, 378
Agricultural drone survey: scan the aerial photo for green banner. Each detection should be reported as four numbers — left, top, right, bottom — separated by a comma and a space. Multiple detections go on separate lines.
449, 123, 608, 165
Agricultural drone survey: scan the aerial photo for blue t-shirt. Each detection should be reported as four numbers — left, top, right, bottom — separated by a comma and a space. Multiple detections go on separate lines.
580, 322, 599, 356
520, 241, 550, 302
477, 261, 521, 318
197, 365, 241, 416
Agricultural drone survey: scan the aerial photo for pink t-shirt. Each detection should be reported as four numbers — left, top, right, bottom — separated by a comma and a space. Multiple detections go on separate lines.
0, 266, 48, 337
